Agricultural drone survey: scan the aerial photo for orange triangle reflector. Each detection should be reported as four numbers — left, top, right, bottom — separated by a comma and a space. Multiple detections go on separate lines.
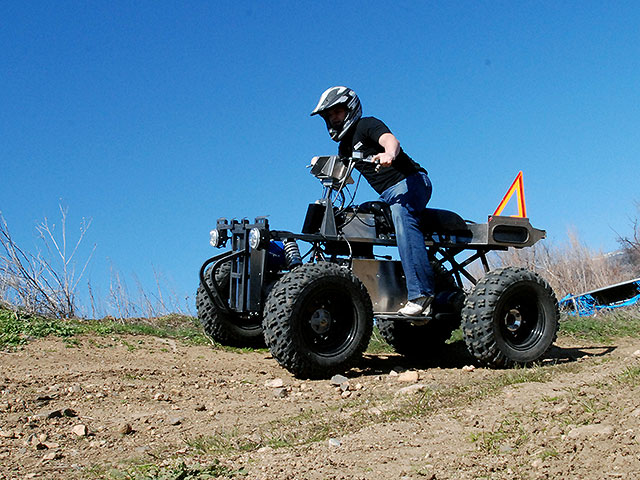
493, 171, 527, 218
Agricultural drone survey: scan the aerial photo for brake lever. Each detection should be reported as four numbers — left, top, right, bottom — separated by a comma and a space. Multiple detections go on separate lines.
359, 156, 382, 172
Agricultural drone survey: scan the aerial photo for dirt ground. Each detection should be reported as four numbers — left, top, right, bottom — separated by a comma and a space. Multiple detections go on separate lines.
1, 332, 640, 480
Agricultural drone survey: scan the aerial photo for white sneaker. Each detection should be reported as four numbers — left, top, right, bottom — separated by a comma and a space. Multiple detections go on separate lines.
398, 296, 434, 317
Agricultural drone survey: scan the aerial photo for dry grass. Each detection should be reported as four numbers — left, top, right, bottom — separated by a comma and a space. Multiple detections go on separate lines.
490, 229, 638, 298
0, 207, 189, 320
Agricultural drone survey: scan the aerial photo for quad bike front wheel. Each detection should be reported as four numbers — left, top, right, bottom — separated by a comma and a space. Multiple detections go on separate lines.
461, 266, 559, 367
196, 262, 265, 348
262, 262, 373, 379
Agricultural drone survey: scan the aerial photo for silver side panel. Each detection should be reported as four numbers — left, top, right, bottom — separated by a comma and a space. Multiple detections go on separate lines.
351, 259, 407, 312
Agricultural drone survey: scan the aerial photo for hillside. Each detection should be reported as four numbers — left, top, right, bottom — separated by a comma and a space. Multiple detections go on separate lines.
1, 312, 639, 479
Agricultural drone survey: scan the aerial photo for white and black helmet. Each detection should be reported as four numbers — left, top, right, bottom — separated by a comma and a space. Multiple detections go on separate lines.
311, 86, 362, 141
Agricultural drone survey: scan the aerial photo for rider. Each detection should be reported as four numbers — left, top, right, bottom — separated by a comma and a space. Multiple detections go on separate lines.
311, 86, 435, 317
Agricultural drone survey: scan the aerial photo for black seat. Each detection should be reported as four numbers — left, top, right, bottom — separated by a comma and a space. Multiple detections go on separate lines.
357, 201, 394, 230
357, 202, 470, 235
420, 208, 471, 235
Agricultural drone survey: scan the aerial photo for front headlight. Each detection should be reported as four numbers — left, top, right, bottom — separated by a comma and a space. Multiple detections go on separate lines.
209, 229, 221, 248
249, 228, 264, 250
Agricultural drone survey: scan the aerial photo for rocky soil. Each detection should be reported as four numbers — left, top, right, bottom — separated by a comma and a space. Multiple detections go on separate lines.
1, 333, 639, 479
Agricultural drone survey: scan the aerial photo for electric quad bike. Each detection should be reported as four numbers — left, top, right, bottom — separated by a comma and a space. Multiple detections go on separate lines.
196, 154, 559, 378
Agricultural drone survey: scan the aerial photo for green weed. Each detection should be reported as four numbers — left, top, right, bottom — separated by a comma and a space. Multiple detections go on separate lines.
541, 448, 559, 460
496, 366, 551, 387
367, 326, 394, 354
186, 431, 259, 456
0, 309, 82, 348
470, 415, 528, 454
618, 365, 640, 386
0, 308, 209, 348
560, 309, 640, 341
107, 460, 244, 479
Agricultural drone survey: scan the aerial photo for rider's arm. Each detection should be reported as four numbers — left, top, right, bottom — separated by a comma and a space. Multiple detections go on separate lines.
373, 133, 401, 168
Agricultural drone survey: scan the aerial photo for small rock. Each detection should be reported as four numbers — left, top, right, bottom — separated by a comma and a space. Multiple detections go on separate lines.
274, 388, 288, 398
63, 408, 78, 417
396, 384, 426, 396
72, 424, 88, 437
68, 385, 82, 394
499, 444, 514, 453
552, 404, 570, 415
29, 413, 48, 422
548, 426, 563, 437
397, 371, 419, 383
531, 458, 544, 469
341, 390, 352, 398
328, 438, 341, 447
567, 424, 613, 439
389, 370, 399, 377
330, 374, 348, 386
462, 365, 476, 372
118, 423, 133, 435
0, 430, 16, 439
632, 349, 640, 358
264, 378, 284, 388
194, 404, 206, 412
47, 410, 62, 419
168, 417, 182, 426
42, 450, 62, 461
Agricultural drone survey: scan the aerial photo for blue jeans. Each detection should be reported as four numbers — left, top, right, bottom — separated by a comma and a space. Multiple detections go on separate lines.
379, 171, 434, 300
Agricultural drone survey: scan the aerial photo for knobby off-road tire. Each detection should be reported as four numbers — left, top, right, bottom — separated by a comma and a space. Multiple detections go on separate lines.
461, 266, 559, 368
262, 262, 374, 379
377, 262, 464, 359
196, 262, 264, 348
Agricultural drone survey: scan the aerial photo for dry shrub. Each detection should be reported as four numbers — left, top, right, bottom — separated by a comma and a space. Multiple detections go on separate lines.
617, 201, 640, 269
0, 207, 94, 318
0, 208, 189, 320
491, 230, 635, 299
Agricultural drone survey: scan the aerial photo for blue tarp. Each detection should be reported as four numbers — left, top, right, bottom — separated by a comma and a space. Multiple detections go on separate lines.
560, 280, 640, 316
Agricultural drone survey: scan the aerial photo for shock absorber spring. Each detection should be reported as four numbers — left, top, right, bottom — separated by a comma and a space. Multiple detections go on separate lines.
283, 239, 302, 268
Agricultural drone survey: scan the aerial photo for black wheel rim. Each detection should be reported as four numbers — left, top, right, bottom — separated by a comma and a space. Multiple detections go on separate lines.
496, 285, 545, 351
298, 285, 358, 358
233, 313, 263, 332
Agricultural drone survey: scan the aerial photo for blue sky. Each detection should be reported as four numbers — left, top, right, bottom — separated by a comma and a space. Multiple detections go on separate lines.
2, 1, 639, 316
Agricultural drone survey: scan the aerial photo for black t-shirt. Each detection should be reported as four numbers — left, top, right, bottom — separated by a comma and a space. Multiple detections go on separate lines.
338, 116, 425, 194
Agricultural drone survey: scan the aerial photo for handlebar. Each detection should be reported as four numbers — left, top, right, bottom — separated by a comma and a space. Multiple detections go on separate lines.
308, 154, 379, 210
309, 155, 379, 183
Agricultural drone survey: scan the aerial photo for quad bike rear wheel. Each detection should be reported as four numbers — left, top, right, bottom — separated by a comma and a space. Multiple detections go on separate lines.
461, 266, 559, 367
376, 261, 465, 359
262, 262, 373, 379
196, 262, 265, 347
